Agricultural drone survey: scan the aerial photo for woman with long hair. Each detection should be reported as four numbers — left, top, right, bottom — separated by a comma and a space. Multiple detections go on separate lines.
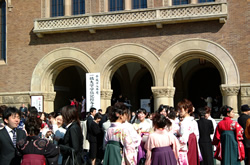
57, 105, 84, 165
212, 105, 245, 164
144, 113, 180, 165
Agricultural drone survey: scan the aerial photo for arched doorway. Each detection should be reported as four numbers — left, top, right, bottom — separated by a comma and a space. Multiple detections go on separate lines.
174, 59, 222, 118
54, 66, 86, 111
111, 62, 153, 112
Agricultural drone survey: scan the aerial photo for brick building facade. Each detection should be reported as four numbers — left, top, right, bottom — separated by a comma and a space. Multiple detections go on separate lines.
0, 0, 249, 116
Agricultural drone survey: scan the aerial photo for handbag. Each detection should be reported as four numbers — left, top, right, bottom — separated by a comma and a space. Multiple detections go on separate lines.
59, 144, 79, 165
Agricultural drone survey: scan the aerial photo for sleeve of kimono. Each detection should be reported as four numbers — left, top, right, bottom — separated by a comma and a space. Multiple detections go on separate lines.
171, 134, 180, 160
45, 142, 60, 164
193, 121, 200, 141
121, 128, 137, 165
235, 121, 244, 141
212, 124, 220, 145
179, 122, 189, 145
144, 134, 154, 165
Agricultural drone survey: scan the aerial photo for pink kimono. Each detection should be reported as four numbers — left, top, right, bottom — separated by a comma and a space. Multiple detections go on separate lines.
144, 129, 180, 165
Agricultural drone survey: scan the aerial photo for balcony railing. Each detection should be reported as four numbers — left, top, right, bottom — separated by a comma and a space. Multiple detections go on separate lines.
33, 2, 227, 37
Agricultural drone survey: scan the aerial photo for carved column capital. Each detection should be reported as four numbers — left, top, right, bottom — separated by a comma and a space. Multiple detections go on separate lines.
101, 89, 113, 100
220, 84, 240, 96
151, 86, 175, 98
43, 92, 56, 101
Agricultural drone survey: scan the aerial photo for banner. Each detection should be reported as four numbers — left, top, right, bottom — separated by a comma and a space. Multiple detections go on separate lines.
31, 96, 43, 112
86, 73, 100, 112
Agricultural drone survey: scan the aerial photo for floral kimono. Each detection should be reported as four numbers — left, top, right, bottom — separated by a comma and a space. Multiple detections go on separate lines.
104, 122, 137, 165
212, 117, 245, 164
178, 116, 200, 165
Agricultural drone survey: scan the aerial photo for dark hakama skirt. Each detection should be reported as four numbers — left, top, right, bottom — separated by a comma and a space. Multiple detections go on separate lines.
21, 154, 46, 165
103, 141, 122, 165
221, 131, 241, 165
151, 146, 177, 165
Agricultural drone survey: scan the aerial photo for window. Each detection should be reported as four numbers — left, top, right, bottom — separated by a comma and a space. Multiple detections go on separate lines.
199, 0, 215, 2
72, 0, 85, 15
0, 1, 6, 61
109, 0, 124, 11
51, 0, 64, 17
133, 0, 147, 9
173, 0, 189, 5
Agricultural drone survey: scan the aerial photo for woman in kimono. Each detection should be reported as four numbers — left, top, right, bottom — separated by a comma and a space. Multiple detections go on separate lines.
212, 105, 245, 165
144, 113, 180, 165
103, 103, 136, 165
177, 99, 200, 165
17, 115, 59, 165
133, 108, 153, 163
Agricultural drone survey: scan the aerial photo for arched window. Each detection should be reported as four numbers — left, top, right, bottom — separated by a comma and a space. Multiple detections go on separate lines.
199, 0, 215, 2
51, 0, 64, 17
0, 1, 6, 61
109, 0, 124, 11
72, 0, 85, 15
133, 0, 147, 9
173, 0, 189, 5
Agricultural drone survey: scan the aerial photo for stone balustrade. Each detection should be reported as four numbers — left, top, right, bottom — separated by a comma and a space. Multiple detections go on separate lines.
33, 2, 227, 37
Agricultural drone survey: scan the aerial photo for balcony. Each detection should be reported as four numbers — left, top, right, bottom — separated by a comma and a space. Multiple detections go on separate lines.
33, 2, 227, 38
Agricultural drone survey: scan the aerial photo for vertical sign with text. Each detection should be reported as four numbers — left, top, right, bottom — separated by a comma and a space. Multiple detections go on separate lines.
31, 96, 43, 112
86, 73, 100, 112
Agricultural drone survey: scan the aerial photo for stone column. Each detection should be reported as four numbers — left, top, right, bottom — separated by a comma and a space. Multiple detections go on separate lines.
125, 0, 131, 10
101, 89, 113, 113
43, 92, 56, 113
151, 86, 175, 112
190, 0, 198, 4
220, 84, 240, 116
65, 0, 72, 16
45, 0, 50, 18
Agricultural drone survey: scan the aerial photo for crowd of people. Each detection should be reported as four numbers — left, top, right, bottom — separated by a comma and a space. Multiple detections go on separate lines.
0, 99, 250, 165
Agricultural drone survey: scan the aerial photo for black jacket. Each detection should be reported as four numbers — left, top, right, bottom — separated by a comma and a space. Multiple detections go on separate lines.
59, 121, 84, 165
0, 127, 26, 165
238, 113, 250, 148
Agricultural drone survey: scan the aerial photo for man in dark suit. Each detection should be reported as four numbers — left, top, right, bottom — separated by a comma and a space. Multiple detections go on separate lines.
0, 107, 26, 165
238, 104, 250, 165
86, 107, 96, 141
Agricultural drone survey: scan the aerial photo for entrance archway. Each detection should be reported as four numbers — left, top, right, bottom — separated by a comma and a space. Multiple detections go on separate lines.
161, 38, 240, 113
30, 47, 95, 113
111, 62, 153, 111
174, 59, 222, 118
54, 66, 87, 111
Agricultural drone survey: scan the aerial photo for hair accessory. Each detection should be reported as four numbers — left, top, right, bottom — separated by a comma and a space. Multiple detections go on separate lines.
37, 115, 40, 118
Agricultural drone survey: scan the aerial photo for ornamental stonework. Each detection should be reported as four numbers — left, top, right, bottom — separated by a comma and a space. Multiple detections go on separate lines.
220, 85, 240, 96
101, 90, 113, 100
43, 92, 56, 101
152, 87, 175, 98
241, 86, 250, 97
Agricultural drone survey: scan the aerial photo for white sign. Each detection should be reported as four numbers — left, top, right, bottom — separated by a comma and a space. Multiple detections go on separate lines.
86, 73, 100, 112
31, 96, 43, 112
140, 99, 151, 112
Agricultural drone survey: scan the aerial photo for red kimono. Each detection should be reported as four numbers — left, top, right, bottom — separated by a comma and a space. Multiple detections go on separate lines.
212, 117, 245, 161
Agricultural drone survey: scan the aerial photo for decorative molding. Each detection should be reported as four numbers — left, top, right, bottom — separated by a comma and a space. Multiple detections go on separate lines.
43, 92, 56, 101
151, 86, 175, 98
240, 84, 250, 97
220, 85, 240, 96
7, 0, 13, 11
101, 89, 113, 100
33, 2, 227, 37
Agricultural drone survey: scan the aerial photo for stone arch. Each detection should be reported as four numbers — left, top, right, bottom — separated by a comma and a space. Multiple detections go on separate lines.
96, 43, 159, 90
96, 43, 159, 110
160, 38, 240, 112
30, 47, 95, 112
161, 38, 240, 87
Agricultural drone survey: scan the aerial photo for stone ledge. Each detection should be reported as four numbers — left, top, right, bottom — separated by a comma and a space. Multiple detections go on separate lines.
33, 2, 227, 37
